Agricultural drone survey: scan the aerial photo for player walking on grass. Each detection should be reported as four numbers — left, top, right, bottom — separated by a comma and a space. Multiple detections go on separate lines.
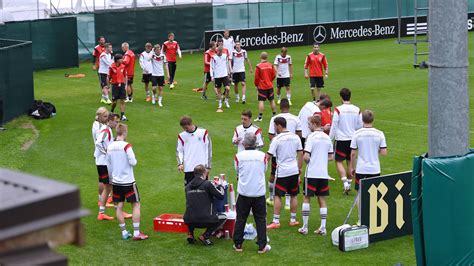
304, 43, 328, 101
254, 52, 277, 122
274, 47, 293, 105
266, 117, 303, 230
329, 88, 362, 193
139, 43, 153, 102
267, 99, 302, 209
298, 115, 334, 236
121, 43, 136, 103
98, 43, 113, 105
210, 46, 231, 111
176, 116, 212, 186
107, 123, 148, 241
232, 110, 264, 153
349, 110, 387, 219
163, 32, 182, 89
201, 41, 217, 101
150, 44, 169, 107
92, 36, 106, 71
233, 134, 271, 254
231, 41, 252, 104
93, 107, 111, 206
109, 54, 128, 121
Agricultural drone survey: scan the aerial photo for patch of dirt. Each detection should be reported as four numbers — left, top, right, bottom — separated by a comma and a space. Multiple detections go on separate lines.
20, 121, 39, 151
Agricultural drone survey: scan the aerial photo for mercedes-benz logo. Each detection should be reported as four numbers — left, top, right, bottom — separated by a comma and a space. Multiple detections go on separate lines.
313, 26, 327, 44
210, 33, 224, 43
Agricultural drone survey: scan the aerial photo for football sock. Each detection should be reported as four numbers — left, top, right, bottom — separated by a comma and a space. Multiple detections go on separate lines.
320, 208, 327, 229
128, 93, 133, 99
290, 212, 297, 223
272, 112, 276, 116
285, 194, 290, 207
258, 113, 263, 119
268, 182, 274, 200
99, 206, 105, 214
120, 112, 125, 118
302, 203, 310, 228
273, 214, 280, 224
287, 94, 291, 100
242, 95, 246, 101
158, 96, 162, 103
133, 223, 140, 237
119, 223, 127, 235
218, 99, 222, 108
146, 91, 150, 96
313, 97, 316, 101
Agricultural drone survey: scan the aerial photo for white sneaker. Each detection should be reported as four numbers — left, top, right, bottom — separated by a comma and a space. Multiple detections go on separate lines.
158, 101, 163, 107
314, 227, 327, 236
170, 84, 175, 89
152, 98, 156, 105
343, 182, 351, 195
225, 100, 230, 108
258, 245, 271, 254
218, 103, 222, 109
124, 98, 130, 103
235, 96, 240, 103
121, 115, 128, 121
298, 227, 308, 235
254, 117, 262, 122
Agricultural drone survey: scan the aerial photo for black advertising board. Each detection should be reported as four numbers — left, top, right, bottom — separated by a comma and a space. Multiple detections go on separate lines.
205, 13, 474, 50
359, 171, 412, 243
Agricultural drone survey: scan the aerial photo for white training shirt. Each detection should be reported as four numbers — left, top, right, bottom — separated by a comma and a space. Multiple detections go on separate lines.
267, 131, 302, 178
223, 36, 235, 54
329, 103, 363, 141
268, 112, 302, 136
304, 131, 333, 179
92, 120, 102, 144
151, 52, 167, 77
210, 53, 230, 79
273, 54, 292, 78
139, 50, 153, 74
350, 127, 387, 175
95, 124, 114, 165
298, 102, 322, 138
107, 140, 137, 185
232, 124, 264, 153
231, 49, 247, 73
98, 52, 113, 74
234, 149, 267, 197
176, 127, 212, 172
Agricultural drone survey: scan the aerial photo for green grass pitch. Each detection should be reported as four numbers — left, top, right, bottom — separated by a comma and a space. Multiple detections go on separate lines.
1, 34, 473, 265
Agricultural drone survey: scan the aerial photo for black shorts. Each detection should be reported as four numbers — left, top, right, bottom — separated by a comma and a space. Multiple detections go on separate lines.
127, 76, 134, 85
277, 78, 290, 88
274, 174, 299, 196
232, 72, 246, 83
270, 156, 277, 175
215, 76, 230, 88
96, 165, 110, 184
310, 77, 324, 88
142, 74, 152, 84
204, 72, 212, 83
112, 84, 126, 101
99, 73, 108, 88
151, 76, 165, 87
113, 183, 140, 203
303, 178, 329, 197
301, 137, 306, 149
355, 173, 380, 191
335, 140, 352, 161
257, 88, 274, 101
184, 172, 194, 186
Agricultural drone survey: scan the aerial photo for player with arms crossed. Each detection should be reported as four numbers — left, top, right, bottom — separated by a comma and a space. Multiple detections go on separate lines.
109, 54, 128, 121
329, 88, 362, 193
92, 36, 106, 71
254, 52, 277, 122
107, 123, 148, 240
304, 43, 328, 101
139, 43, 153, 102
162, 32, 182, 89
231, 41, 252, 104
232, 110, 264, 153
274, 47, 293, 105
92, 107, 111, 207
121, 43, 136, 103
176, 116, 212, 186
298, 115, 334, 236
150, 44, 169, 107
210, 46, 232, 111
266, 117, 303, 229
201, 41, 217, 101
98, 43, 113, 104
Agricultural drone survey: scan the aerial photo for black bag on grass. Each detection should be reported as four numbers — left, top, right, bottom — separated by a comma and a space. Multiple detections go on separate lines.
29, 100, 56, 119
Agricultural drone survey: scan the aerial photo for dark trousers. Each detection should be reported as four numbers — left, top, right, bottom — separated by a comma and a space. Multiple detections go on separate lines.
184, 172, 194, 186
233, 195, 267, 248
187, 216, 227, 238
168, 62, 177, 83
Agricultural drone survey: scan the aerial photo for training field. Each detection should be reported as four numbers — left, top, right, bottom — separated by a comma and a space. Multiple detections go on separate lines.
1, 34, 473, 265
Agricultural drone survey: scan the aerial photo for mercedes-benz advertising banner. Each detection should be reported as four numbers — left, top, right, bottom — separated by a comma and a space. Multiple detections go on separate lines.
205, 13, 474, 50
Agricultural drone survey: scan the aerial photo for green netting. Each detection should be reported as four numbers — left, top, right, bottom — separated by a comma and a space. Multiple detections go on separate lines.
0, 17, 78, 70
412, 150, 474, 265
411, 155, 426, 266
94, 4, 213, 53
0, 40, 34, 124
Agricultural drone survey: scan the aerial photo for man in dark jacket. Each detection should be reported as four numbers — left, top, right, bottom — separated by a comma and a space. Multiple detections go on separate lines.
184, 165, 226, 245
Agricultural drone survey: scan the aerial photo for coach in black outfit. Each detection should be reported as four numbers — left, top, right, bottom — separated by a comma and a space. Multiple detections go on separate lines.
184, 165, 226, 246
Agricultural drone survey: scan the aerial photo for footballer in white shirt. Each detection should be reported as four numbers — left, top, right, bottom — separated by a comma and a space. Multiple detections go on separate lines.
273, 47, 293, 105
210, 46, 232, 110
222, 30, 235, 54
150, 44, 169, 107
98, 43, 113, 105
232, 110, 264, 153
299, 115, 334, 236
266, 117, 303, 230
349, 110, 387, 191
231, 41, 253, 104
139, 43, 153, 102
